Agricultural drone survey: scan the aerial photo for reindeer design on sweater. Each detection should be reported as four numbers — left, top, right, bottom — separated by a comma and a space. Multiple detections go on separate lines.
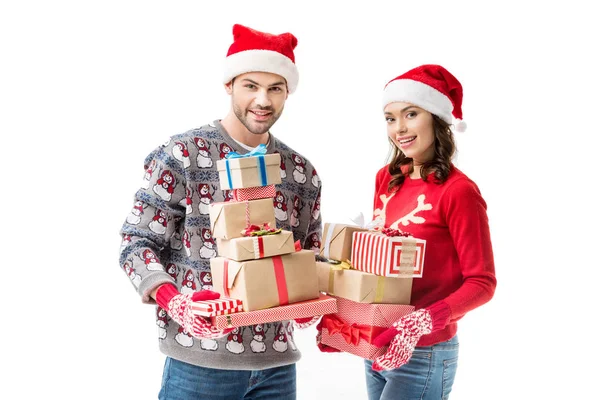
374, 193, 432, 229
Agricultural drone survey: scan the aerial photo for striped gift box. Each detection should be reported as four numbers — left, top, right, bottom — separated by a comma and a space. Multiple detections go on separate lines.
233, 185, 276, 201
191, 297, 244, 317
351, 231, 426, 277
210, 294, 337, 329
320, 296, 415, 360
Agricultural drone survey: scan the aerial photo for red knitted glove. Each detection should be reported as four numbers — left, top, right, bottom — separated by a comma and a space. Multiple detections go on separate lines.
315, 317, 341, 353
155, 284, 232, 339
293, 316, 320, 329
371, 309, 433, 371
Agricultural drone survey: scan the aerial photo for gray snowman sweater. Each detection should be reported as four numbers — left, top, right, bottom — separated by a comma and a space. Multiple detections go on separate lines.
119, 120, 322, 370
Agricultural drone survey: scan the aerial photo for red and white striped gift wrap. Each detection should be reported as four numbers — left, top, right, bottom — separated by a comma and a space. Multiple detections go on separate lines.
191, 297, 244, 317
233, 185, 276, 201
210, 294, 337, 329
320, 296, 415, 360
351, 231, 427, 277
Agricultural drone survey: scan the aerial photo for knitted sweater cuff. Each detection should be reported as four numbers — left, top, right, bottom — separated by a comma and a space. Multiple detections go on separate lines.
155, 284, 179, 310
427, 301, 451, 332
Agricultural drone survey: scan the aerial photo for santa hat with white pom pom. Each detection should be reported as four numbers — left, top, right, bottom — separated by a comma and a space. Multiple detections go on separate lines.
382, 64, 467, 132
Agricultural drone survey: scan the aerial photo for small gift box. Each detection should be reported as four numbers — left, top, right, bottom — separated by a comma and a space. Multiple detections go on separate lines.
209, 198, 276, 240
319, 223, 368, 262
351, 230, 426, 277
217, 230, 296, 261
210, 294, 337, 329
320, 296, 415, 360
316, 261, 412, 304
233, 185, 276, 202
190, 297, 243, 317
216, 144, 281, 190
210, 250, 320, 311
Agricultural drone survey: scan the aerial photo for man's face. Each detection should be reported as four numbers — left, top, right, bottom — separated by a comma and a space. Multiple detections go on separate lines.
226, 72, 288, 135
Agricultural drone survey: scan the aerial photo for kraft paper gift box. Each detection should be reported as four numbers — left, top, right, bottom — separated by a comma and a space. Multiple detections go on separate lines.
216, 230, 296, 261
210, 294, 337, 329
351, 231, 427, 277
316, 261, 412, 304
190, 297, 243, 317
319, 223, 368, 262
210, 250, 320, 312
320, 296, 415, 360
209, 198, 276, 240
216, 153, 281, 190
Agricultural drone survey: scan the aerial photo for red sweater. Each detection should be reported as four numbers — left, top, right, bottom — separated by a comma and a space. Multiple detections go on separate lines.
373, 165, 496, 346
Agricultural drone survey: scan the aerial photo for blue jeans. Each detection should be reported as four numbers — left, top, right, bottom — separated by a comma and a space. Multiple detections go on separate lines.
364, 336, 459, 400
159, 357, 296, 400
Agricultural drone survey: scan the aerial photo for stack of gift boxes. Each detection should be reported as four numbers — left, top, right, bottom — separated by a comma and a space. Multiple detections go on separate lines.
316, 222, 426, 360
191, 146, 336, 329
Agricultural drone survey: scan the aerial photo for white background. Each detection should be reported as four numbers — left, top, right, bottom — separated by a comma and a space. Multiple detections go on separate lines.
1, 1, 598, 399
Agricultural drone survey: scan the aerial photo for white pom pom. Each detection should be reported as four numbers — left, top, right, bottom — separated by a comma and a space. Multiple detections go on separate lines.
455, 120, 467, 133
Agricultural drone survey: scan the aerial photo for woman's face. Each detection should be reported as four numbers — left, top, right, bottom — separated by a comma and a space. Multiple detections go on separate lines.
385, 102, 435, 164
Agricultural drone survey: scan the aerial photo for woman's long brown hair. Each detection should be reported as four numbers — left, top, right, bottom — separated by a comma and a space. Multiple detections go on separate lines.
387, 115, 456, 192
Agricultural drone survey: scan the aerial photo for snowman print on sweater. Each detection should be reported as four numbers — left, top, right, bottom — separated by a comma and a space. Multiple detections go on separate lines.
175, 326, 194, 347
182, 229, 192, 257
156, 307, 168, 340
274, 191, 288, 222
311, 193, 321, 221
311, 168, 320, 188
141, 249, 162, 271
197, 183, 216, 215
291, 154, 307, 184
126, 201, 147, 225
218, 143, 233, 160
286, 323, 297, 351
250, 324, 269, 353
290, 196, 304, 228
166, 263, 178, 281
180, 269, 197, 295
226, 327, 245, 354
272, 323, 288, 353
198, 228, 217, 259
122, 259, 141, 288
194, 138, 213, 168
141, 159, 156, 190
149, 209, 168, 235
178, 184, 194, 215
172, 141, 191, 169
153, 170, 177, 202
199, 271, 213, 291
170, 231, 183, 251
275, 151, 286, 179
120, 234, 132, 252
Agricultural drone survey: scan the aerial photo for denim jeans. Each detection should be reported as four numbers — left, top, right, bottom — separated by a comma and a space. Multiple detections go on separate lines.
159, 357, 296, 400
364, 336, 459, 400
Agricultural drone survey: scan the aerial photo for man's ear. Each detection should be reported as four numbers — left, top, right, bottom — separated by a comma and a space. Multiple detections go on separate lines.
224, 80, 234, 95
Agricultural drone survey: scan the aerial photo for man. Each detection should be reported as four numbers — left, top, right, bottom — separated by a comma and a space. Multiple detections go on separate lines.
118, 24, 322, 399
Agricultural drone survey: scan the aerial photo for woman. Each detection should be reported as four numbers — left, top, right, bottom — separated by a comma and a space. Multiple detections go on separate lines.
364, 65, 497, 399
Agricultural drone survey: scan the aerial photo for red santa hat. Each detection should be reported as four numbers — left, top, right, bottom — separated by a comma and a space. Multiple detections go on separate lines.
383, 64, 467, 132
223, 24, 299, 93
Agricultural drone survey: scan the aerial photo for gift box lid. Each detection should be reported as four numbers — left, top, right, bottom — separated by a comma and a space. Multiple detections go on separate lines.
333, 295, 415, 326
216, 153, 280, 171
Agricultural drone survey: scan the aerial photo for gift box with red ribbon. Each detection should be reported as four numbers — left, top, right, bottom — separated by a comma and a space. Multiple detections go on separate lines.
320, 296, 415, 360
210, 250, 320, 312
217, 230, 295, 261
210, 294, 337, 329
233, 185, 276, 202
190, 297, 243, 317
209, 198, 276, 240
351, 230, 427, 277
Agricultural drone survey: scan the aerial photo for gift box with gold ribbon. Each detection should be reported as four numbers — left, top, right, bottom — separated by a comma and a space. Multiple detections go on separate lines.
320, 296, 415, 360
316, 261, 412, 304
210, 250, 320, 312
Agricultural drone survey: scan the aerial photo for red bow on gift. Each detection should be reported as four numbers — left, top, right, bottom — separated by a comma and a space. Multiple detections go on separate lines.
321, 314, 385, 346
381, 227, 410, 237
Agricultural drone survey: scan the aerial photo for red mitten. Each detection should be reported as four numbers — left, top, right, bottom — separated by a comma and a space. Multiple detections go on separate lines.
315, 318, 341, 353
155, 284, 232, 339
293, 316, 320, 329
371, 309, 433, 371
